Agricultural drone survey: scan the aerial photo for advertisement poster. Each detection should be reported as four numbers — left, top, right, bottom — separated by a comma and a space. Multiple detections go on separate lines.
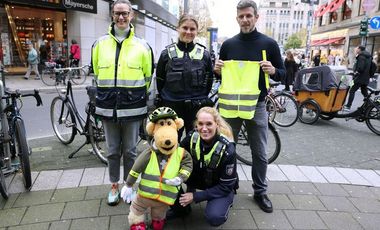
1, 33, 11, 65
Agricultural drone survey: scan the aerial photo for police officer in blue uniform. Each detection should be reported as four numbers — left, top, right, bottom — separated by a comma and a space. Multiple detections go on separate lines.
156, 14, 214, 140
166, 107, 238, 227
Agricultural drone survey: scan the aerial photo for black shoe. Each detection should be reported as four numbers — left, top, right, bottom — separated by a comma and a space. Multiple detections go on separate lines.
254, 194, 273, 213
165, 205, 191, 220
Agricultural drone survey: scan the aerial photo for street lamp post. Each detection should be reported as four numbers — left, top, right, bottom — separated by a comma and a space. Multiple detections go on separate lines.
304, 0, 317, 65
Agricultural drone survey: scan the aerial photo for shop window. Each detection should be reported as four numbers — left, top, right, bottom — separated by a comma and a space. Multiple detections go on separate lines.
343, 0, 353, 20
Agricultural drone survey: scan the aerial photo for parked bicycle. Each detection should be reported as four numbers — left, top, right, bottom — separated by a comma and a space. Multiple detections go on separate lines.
0, 78, 43, 199
41, 61, 89, 86
50, 79, 107, 164
209, 80, 282, 165
265, 81, 299, 127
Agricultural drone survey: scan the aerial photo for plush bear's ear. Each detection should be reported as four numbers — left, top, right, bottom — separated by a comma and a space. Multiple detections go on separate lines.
146, 121, 155, 136
175, 118, 184, 130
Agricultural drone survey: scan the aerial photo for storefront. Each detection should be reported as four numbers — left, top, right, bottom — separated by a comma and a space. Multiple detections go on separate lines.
0, 0, 97, 67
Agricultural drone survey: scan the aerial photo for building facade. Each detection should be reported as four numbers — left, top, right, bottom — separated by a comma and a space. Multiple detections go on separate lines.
312, 0, 380, 68
257, 0, 312, 46
0, 0, 180, 68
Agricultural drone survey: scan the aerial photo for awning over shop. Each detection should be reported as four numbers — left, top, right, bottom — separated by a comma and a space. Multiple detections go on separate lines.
314, 2, 328, 17
319, 37, 345, 45
314, 2, 329, 17
311, 37, 345, 46
328, 0, 346, 12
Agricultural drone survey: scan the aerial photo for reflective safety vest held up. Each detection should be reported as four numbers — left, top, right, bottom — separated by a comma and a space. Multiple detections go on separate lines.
138, 147, 185, 205
219, 50, 269, 119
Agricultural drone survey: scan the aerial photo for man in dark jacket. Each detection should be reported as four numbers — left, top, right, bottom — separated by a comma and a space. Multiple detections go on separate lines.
344, 45, 371, 111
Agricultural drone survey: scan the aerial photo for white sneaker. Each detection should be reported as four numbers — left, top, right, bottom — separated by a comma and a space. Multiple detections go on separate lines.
342, 106, 350, 112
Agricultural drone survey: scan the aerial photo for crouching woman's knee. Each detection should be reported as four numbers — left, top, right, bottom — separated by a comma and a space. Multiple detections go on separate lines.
205, 212, 227, 227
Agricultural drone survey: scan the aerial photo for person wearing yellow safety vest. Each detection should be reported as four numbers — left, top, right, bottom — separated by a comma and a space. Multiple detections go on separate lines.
156, 14, 214, 140
166, 107, 238, 227
91, 0, 154, 206
214, 0, 285, 213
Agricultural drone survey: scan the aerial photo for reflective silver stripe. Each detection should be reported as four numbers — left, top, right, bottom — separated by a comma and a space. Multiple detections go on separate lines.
141, 173, 160, 181
219, 93, 259, 101
98, 79, 146, 87
117, 107, 147, 117
219, 103, 256, 112
95, 107, 113, 117
139, 184, 178, 200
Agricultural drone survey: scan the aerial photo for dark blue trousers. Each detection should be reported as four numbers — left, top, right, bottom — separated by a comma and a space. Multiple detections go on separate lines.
204, 191, 234, 226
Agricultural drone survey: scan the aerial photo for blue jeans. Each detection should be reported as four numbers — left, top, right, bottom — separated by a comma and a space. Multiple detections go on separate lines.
225, 102, 268, 195
103, 119, 140, 183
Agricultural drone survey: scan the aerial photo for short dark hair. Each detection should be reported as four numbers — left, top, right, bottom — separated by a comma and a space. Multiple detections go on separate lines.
357, 45, 366, 51
237, 0, 258, 16
111, 0, 132, 12
71, 39, 77, 44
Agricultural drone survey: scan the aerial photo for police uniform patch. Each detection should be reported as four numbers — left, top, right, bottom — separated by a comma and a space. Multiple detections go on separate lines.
226, 164, 234, 176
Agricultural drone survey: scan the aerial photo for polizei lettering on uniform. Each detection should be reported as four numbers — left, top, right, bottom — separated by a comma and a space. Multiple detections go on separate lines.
64, 0, 94, 10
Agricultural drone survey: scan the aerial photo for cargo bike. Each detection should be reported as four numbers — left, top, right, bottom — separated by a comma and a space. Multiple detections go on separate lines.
294, 66, 380, 135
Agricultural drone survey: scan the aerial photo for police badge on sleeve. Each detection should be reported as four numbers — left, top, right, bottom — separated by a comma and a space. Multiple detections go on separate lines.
226, 164, 234, 176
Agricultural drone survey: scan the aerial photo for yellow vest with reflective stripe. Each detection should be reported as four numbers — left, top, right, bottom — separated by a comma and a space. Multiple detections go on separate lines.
138, 147, 184, 205
190, 132, 224, 167
219, 50, 269, 119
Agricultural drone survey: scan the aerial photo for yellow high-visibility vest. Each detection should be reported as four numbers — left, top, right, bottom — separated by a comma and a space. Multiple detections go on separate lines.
138, 148, 186, 205
219, 50, 269, 119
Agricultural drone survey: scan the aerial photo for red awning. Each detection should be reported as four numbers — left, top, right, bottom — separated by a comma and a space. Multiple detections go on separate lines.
314, 3, 329, 17
311, 39, 327, 46
328, 0, 346, 12
314, 3, 330, 17
319, 37, 345, 45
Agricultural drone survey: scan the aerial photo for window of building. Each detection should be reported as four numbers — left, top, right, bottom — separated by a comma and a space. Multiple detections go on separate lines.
282, 2, 288, 7
294, 12, 297, 20
280, 10, 283, 15
329, 11, 338, 24
343, 0, 353, 20
359, 0, 365, 15
270, 2, 276, 7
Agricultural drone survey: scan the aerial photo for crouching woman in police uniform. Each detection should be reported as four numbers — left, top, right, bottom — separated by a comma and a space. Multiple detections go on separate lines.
156, 14, 214, 140
167, 107, 239, 227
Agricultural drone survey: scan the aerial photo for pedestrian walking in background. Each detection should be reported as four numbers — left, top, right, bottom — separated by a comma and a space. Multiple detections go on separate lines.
24, 42, 40, 80
313, 52, 320, 66
214, 0, 286, 213
166, 107, 238, 226
328, 53, 335, 65
283, 50, 299, 91
91, 0, 154, 206
343, 45, 371, 111
342, 53, 350, 67
320, 54, 328, 66
156, 14, 214, 140
69, 39, 80, 67
38, 41, 48, 73
335, 53, 342, 66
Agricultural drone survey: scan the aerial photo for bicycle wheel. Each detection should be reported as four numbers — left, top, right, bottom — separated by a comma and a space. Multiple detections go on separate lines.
273, 93, 298, 127
0, 168, 8, 199
50, 97, 76, 144
235, 122, 281, 165
365, 102, 380, 135
298, 99, 320, 125
265, 95, 276, 122
41, 69, 57, 86
89, 117, 108, 164
70, 68, 87, 85
14, 119, 32, 190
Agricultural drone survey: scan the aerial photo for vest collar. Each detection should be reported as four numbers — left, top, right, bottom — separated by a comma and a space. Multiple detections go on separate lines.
177, 40, 195, 52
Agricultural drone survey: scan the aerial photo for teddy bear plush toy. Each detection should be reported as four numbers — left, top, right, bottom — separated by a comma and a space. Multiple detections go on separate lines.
121, 107, 193, 230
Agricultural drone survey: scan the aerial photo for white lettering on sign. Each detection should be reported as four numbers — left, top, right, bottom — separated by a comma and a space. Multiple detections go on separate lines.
64, 0, 94, 10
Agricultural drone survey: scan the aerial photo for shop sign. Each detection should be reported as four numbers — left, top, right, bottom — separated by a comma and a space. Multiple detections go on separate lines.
62, 0, 97, 14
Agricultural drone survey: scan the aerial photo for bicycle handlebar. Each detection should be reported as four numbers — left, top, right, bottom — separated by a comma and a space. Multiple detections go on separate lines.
2, 89, 43, 107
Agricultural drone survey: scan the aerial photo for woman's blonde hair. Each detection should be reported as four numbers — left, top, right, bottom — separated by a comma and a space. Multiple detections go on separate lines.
194, 107, 234, 141
177, 14, 198, 29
